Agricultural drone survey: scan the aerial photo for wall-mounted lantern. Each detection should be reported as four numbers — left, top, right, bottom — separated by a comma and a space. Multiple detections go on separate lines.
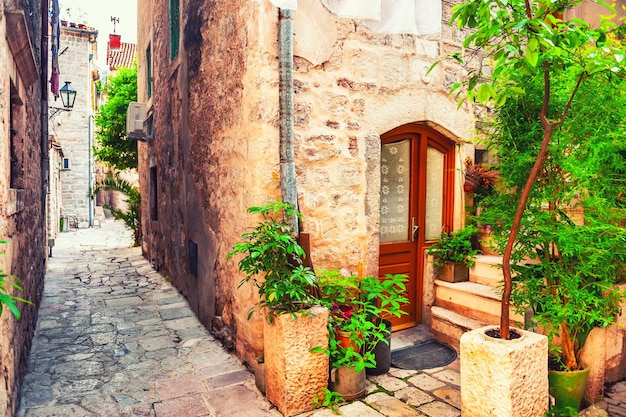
50, 81, 77, 117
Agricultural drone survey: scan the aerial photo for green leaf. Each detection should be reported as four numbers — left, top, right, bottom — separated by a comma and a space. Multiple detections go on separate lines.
526, 37, 540, 67
476, 83, 495, 104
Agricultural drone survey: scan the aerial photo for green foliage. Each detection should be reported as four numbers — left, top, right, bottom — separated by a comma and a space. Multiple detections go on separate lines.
94, 65, 138, 170
476, 69, 626, 370
227, 201, 319, 322
427, 226, 479, 268
312, 388, 344, 413
544, 405, 580, 417
444, 0, 626, 341
316, 270, 408, 372
0, 241, 31, 319
91, 174, 142, 246
449, 0, 626, 107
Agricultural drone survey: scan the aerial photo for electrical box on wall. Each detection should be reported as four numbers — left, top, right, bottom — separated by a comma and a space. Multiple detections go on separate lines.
126, 102, 147, 140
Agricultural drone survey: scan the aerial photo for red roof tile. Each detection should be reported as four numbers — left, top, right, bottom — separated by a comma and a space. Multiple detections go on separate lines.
106, 40, 136, 71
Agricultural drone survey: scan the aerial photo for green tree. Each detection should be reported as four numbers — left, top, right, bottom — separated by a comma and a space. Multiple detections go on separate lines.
445, 0, 626, 340
479, 72, 626, 370
94, 65, 138, 170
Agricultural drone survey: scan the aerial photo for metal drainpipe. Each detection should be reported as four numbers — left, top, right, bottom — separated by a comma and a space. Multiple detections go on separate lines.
88, 52, 93, 227
41, 0, 50, 257
278, 8, 299, 235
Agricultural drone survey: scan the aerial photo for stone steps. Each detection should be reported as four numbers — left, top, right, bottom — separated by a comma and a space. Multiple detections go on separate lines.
469, 255, 503, 288
431, 255, 523, 349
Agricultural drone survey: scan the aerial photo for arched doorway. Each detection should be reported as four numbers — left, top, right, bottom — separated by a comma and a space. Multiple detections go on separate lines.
379, 123, 456, 330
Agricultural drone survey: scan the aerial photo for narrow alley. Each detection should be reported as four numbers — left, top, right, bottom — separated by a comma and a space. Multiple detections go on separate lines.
16, 220, 277, 417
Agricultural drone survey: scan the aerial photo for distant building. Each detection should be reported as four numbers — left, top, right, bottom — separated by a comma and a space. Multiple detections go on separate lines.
48, 22, 99, 228
107, 40, 137, 72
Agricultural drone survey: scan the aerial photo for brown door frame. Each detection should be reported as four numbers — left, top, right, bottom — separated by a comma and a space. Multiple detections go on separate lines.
379, 123, 455, 330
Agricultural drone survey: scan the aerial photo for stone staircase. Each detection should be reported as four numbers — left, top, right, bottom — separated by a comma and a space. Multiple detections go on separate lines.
430, 255, 526, 349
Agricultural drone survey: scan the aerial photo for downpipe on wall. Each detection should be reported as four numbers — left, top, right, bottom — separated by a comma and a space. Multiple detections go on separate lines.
278, 8, 299, 235
41, 0, 50, 259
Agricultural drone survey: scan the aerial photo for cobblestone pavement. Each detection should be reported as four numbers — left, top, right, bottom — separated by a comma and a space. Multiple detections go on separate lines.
603, 381, 626, 417
15, 220, 626, 417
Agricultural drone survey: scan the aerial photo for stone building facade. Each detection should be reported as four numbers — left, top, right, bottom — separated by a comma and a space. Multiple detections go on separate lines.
136, 0, 477, 367
0, 1, 47, 415
48, 25, 98, 228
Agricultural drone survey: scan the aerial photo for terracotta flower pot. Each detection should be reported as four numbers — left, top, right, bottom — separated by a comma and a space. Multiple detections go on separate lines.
464, 172, 482, 193
329, 365, 366, 401
336, 330, 361, 351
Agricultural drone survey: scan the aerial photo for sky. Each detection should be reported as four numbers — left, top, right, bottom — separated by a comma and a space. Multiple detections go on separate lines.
58, 0, 138, 69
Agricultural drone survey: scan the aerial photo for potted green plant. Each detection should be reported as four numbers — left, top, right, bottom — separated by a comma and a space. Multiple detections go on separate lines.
428, 0, 626, 413
315, 269, 368, 401
509, 224, 625, 412
227, 200, 328, 417
427, 226, 479, 282
227, 200, 319, 321
463, 157, 500, 200
475, 69, 626, 411
358, 272, 409, 375
316, 269, 408, 398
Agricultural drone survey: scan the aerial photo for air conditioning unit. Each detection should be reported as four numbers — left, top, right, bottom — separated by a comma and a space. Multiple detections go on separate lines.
126, 102, 146, 139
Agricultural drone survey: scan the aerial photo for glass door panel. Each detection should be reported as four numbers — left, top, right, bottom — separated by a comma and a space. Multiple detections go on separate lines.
380, 139, 411, 244
425, 146, 444, 240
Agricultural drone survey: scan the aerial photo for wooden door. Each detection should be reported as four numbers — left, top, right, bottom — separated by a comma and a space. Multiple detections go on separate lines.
379, 124, 455, 330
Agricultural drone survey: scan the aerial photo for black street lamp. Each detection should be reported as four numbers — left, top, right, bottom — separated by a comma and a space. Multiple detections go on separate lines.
59, 81, 77, 108
50, 81, 77, 117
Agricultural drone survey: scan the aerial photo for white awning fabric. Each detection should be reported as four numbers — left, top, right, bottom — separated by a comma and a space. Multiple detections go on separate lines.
322, 0, 442, 37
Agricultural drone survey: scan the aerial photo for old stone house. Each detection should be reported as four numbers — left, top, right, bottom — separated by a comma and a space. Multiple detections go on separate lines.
48, 23, 99, 230
135, 0, 478, 367
0, 1, 47, 415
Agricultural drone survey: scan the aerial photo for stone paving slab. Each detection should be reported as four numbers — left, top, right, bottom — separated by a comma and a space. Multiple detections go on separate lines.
15, 220, 626, 417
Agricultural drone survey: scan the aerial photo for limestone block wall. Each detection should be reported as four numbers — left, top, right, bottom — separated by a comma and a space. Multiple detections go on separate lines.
0, 2, 47, 416
137, 0, 476, 367
289, 0, 475, 275
49, 28, 97, 225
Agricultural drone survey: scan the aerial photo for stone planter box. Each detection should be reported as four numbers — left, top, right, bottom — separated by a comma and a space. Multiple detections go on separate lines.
437, 261, 469, 283
264, 305, 329, 417
461, 325, 549, 417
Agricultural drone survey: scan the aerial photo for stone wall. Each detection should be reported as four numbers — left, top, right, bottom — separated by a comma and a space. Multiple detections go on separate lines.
49, 27, 97, 225
0, 2, 47, 416
48, 137, 64, 237
137, 0, 475, 367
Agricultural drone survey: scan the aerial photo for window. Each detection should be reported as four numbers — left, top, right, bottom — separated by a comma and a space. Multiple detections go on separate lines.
144, 112, 154, 140
150, 166, 158, 221
170, 0, 180, 60
188, 240, 198, 277
146, 43, 152, 99
62, 158, 70, 170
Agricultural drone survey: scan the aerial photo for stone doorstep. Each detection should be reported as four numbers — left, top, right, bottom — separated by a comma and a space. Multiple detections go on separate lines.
434, 280, 524, 324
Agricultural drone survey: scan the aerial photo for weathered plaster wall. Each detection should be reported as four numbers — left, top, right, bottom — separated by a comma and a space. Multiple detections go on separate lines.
137, 0, 475, 367
0, 2, 46, 416
289, 0, 474, 278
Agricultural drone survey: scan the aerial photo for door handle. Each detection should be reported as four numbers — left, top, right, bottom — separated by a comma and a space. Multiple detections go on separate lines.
411, 217, 419, 242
